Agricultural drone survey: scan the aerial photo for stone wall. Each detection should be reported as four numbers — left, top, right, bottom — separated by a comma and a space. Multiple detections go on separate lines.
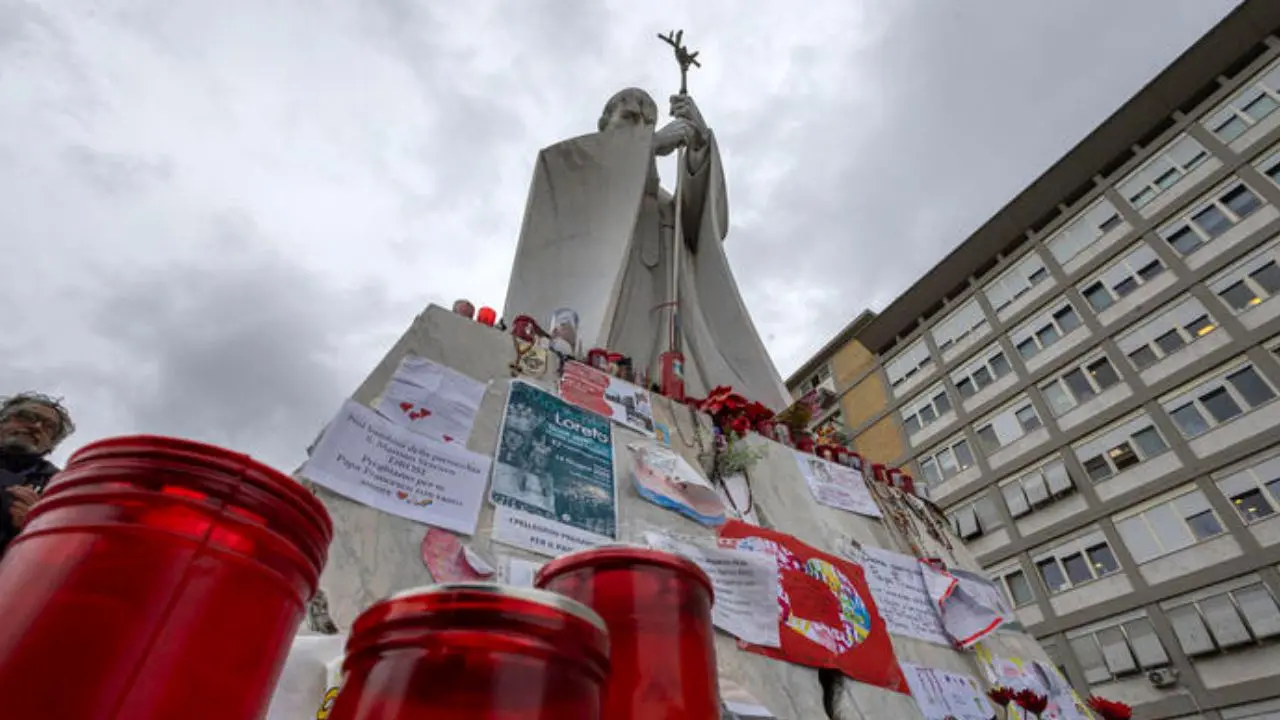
301, 305, 1060, 720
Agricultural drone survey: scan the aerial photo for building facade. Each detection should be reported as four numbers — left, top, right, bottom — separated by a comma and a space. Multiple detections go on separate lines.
786, 3, 1280, 718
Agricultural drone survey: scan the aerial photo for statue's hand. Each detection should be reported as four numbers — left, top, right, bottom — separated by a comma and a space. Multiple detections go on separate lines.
653, 118, 698, 157
670, 94, 707, 135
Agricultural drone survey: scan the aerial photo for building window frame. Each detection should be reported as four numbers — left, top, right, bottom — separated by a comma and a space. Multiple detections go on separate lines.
918, 434, 977, 488
1157, 178, 1266, 257
1010, 299, 1085, 362
901, 382, 954, 437
884, 339, 933, 391
1032, 529, 1122, 595
951, 344, 1014, 399
984, 251, 1052, 317
1077, 242, 1168, 314
1208, 234, 1280, 316
931, 298, 989, 355
947, 492, 1003, 541
1117, 133, 1210, 209
1115, 295, 1219, 372
1161, 358, 1279, 440
998, 566, 1037, 608
1038, 351, 1123, 417
1114, 485, 1226, 565
1046, 198, 1124, 266
1165, 578, 1280, 658
1214, 449, 1280, 526
1072, 411, 1171, 484
1203, 59, 1280, 143
1066, 612, 1171, 684
1000, 455, 1077, 519
974, 396, 1042, 455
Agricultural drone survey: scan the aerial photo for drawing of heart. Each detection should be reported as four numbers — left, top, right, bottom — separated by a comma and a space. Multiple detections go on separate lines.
399, 402, 414, 413
442, 435, 454, 443
397, 491, 409, 500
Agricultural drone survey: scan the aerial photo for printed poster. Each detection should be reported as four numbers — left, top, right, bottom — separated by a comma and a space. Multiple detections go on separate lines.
855, 546, 950, 646
900, 663, 994, 720
793, 451, 882, 519
644, 532, 781, 648
717, 520, 908, 693
374, 355, 486, 445
304, 400, 490, 535
559, 360, 655, 435
490, 381, 617, 557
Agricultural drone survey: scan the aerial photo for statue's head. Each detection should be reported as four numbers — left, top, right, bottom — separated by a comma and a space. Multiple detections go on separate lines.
598, 87, 657, 132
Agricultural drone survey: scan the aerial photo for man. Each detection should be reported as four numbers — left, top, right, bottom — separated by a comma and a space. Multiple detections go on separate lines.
502, 87, 790, 409
0, 393, 74, 555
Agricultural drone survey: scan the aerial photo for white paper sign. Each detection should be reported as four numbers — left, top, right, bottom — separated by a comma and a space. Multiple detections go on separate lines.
375, 355, 486, 445
720, 677, 776, 718
492, 506, 606, 558
304, 400, 490, 535
856, 546, 950, 645
793, 451, 882, 518
644, 532, 781, 648
901, 663, 994, 720
498, 555, 545, 588
265, 634, 346, 720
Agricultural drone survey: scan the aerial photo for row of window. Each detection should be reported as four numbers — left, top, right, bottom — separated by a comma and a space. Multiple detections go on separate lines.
1063, 577, 1280, 685
885, 137, 1279, 399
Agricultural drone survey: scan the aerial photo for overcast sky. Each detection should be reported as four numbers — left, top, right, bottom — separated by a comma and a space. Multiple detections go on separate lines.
1, 0, 1242, 470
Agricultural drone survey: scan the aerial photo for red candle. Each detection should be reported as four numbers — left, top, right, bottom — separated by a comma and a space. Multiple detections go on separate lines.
536, 546, 719, 719
452, 299, 475, 318
328, 584, 609, 719
476, 306, 497, 326
0, 435, 332, 719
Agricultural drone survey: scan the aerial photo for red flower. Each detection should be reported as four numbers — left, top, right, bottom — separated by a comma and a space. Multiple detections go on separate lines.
743, 401, 775, 423
725, 414, 751, 439
1012, 689, 1048, 716
986, 686, 1014, 707
1086, 696, 1132, 720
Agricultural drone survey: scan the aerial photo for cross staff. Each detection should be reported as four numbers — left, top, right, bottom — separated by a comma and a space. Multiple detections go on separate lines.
657, 29, 700, 96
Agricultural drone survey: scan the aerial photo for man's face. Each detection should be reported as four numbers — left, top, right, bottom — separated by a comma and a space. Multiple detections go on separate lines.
603, 91, 654, 131
0, 403, 60, 456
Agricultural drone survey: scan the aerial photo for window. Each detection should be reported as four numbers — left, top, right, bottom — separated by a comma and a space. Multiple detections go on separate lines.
1115, 296, 1218, 371
1073, 412, 1169, 483
985, 252, 1051, 315
1039, 353, 1122, 416
948, 493, 1003, 541
1259, 145, 1280, 186
798, 364, 833, 395
1010, 301, 1083, 361
1069, 615, 1170, 683
1034, 530, 1120, 594
1000, 568, 1035, 607
1167, 582, 1280, 657
1162, 360, 1278, 439
1116, 488, 1225, 564
1118, 134, 1210, 209
951, 344, 1014, 399
918, 435, 977, 487
1209, 235, 1280, 315
1216, 452, 1280, 524
1204, 60, 1280, 143
932, 299, 988, 354
1047, 198, 1124, 265
1078, 243, 1167, 313
1159, 180, 1265, 256
975, 398, 1041, 454
901, 383, 954, 437
1001, 457, 1076, 518
885, 339, 933, 390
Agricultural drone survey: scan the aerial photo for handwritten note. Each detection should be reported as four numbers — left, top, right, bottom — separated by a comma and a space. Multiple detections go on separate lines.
644, 532, 781, 648
856, 546, 950, 646
901, 663, 994, 720
793, 451, 882, 518
304, 400, 490, 535
375, 355, 486, 445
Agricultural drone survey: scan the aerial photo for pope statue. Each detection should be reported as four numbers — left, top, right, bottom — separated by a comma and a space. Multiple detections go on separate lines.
502, 87, 790, 410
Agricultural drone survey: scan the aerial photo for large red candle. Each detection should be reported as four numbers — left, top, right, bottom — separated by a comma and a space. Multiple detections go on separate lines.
327, 583, 610, 719
0, 435, 332, 719
535, 546, 719, 719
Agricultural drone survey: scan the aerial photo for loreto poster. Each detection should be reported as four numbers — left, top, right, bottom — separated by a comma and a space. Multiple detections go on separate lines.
717, 520, 908, 693
559, 360, 655, 435
490, 381, 617, 557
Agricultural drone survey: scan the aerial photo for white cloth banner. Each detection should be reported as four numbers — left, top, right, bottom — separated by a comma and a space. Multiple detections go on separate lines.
644, 532, 782, 648
304, 400, 491, 535
901, 662, 994, 720
856, 546, 950, 646
793, 451, 882, 518
375, 355, 486, 445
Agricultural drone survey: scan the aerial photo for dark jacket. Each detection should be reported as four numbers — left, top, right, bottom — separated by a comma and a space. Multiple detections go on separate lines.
0, 453, 59, 556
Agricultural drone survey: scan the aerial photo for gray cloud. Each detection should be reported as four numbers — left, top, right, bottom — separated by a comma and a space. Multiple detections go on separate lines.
0, 0, 1241, 470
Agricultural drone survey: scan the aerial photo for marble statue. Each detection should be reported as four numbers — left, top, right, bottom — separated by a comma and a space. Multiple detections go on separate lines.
501, 87, 791, 410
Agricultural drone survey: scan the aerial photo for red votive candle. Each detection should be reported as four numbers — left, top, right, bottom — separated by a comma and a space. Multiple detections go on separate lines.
0, 435, 332, 720
535, 546, 719, 719
477, 306, 497, 326
327, 583, 610, 719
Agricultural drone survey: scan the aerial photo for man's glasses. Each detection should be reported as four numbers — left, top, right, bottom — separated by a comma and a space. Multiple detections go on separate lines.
2, 408, 59, 435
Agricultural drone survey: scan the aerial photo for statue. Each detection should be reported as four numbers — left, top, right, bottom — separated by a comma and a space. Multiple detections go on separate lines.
501, 32, 790, 410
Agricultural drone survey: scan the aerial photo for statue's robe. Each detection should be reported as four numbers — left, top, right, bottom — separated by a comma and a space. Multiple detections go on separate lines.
503, 124, 790, 410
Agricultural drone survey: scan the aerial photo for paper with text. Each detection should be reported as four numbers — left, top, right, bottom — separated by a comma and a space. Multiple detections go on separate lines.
375, 355, 486, 445
793, 451, 882, 518
856, 546, 950, 646
901, 663, 994, 720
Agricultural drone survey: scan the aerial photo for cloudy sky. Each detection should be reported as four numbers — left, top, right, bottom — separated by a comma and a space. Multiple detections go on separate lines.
1, 0, 1242, 470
